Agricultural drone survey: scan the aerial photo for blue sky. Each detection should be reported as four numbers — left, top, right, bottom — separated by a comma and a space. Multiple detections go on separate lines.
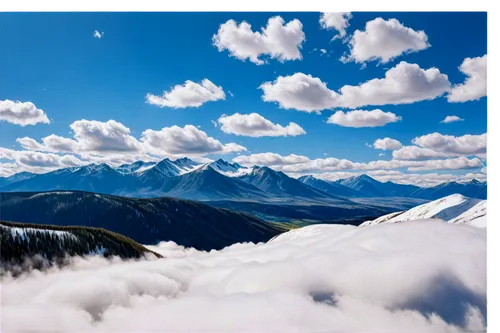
0, 12, 487, 185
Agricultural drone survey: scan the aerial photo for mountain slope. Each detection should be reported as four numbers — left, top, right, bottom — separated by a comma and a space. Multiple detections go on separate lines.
0, 191, 284, 250
335, 175, 419, 197
160, 165, 269, 201
409, 180, 487, 200
1, 220, 162, 274
239, 167, 349, 202
361, 194, 486, 228
2, 164, 137, 195
298, 175, 363, 197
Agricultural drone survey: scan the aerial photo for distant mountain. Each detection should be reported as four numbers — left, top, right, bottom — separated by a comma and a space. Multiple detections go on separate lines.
207, 159, 250, 177
0, 191, 284, 250
409, 180, 487, 200
2, 164, 136, 195
0, 158, 486, 202
298, 175, 363, 197
239, 166, 348, 202
116, 161, 156, 174
361, 194, 486, 228
0, 220, 162, 274
0, 172, 35, 188
335, 174, 419, 197
160, 165, 268, 201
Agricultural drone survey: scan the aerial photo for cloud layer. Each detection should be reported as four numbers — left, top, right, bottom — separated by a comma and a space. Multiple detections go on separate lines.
218, 113, 306, 137
212, 16, 305, 65
0, 100, 50, 126
1, 221, 486, 333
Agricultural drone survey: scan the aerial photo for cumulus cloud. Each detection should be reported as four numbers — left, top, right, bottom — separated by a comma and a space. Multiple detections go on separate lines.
218, 113, 306, 137
0, 222, 486, 333
17, 119, 246, 161
260, 73, 338, 112
93, 30, 103, 39
327, 109, 401, 128
342, 18, 430, 64
448, 54, 487, 102
407, 156, 483, 172
0, 100, 50, 126
212, 16, 305, 65
337, 62, 451, 108
146, 79, 225, 108
260, 63, 450, 112
393, 146, 450, 160
233, 152, 483, 174
373, 137, 403, 150
18, 120, 143, 156
141, 125, 246, 156
412, 132, 487, 156
0, 147, 84, 170
319, 12, 352, 39
441, 116, 464, 124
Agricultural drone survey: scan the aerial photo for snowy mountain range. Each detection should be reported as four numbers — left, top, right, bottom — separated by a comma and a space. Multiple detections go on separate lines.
0, 157, 486, 202
360, 194, 486, 228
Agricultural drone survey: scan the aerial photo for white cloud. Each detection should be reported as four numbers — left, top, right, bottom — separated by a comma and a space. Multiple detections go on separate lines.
378, 153, 385, 156
141, 125, 246, 156
93, 30, 103, 39
1, 222, 485, 332
0, 147, 84, 170
212, 16, 305, 65
373, 137, 403, 150
327, 109, 401, 128
70, 120, 144, 154
233, 152, 483, 174
260, 73, 338, 112
342, 18, 430, 64
319, 12, 352, 39
441, 116, 464, 124
0, 163, 22, 177
260, 63, 451, 112
337, 62, 451, 108
0, 100, 50, 126
17, 119, 245, 160
407, 156, 483, 172
233, 152, 310, 166
392, 146, 450, 160
448, 54, 487, 102
146, 79, 225, 108
218, 113, 306, 137
412, 132, 487, 155
22, 120, 140, 156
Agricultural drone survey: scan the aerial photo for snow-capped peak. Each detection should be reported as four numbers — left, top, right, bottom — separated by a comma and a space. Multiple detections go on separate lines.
361, 193, 486, 228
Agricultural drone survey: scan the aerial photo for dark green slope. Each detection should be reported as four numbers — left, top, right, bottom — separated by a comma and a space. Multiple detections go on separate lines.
1, 220, 161, 274
0, 191, 285, 250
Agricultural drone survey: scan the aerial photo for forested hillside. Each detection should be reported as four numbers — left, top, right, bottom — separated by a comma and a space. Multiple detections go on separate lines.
1, 220, 161, 275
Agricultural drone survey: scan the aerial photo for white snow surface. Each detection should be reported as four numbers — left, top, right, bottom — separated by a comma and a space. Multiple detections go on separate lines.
192, 160, 252, 177
361, 194, 486, 228
0, 224, 77, 241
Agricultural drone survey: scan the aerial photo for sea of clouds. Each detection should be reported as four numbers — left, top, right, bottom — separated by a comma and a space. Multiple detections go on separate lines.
0, 220, 486, 333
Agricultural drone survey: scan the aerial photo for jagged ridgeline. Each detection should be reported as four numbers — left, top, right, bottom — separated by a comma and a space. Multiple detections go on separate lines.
0, 220, 162, 274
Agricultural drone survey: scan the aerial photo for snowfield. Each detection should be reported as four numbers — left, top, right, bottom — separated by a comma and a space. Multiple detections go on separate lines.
361, 194, 486, 228
1, 220, 486, 333
0, 224, 77, 241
